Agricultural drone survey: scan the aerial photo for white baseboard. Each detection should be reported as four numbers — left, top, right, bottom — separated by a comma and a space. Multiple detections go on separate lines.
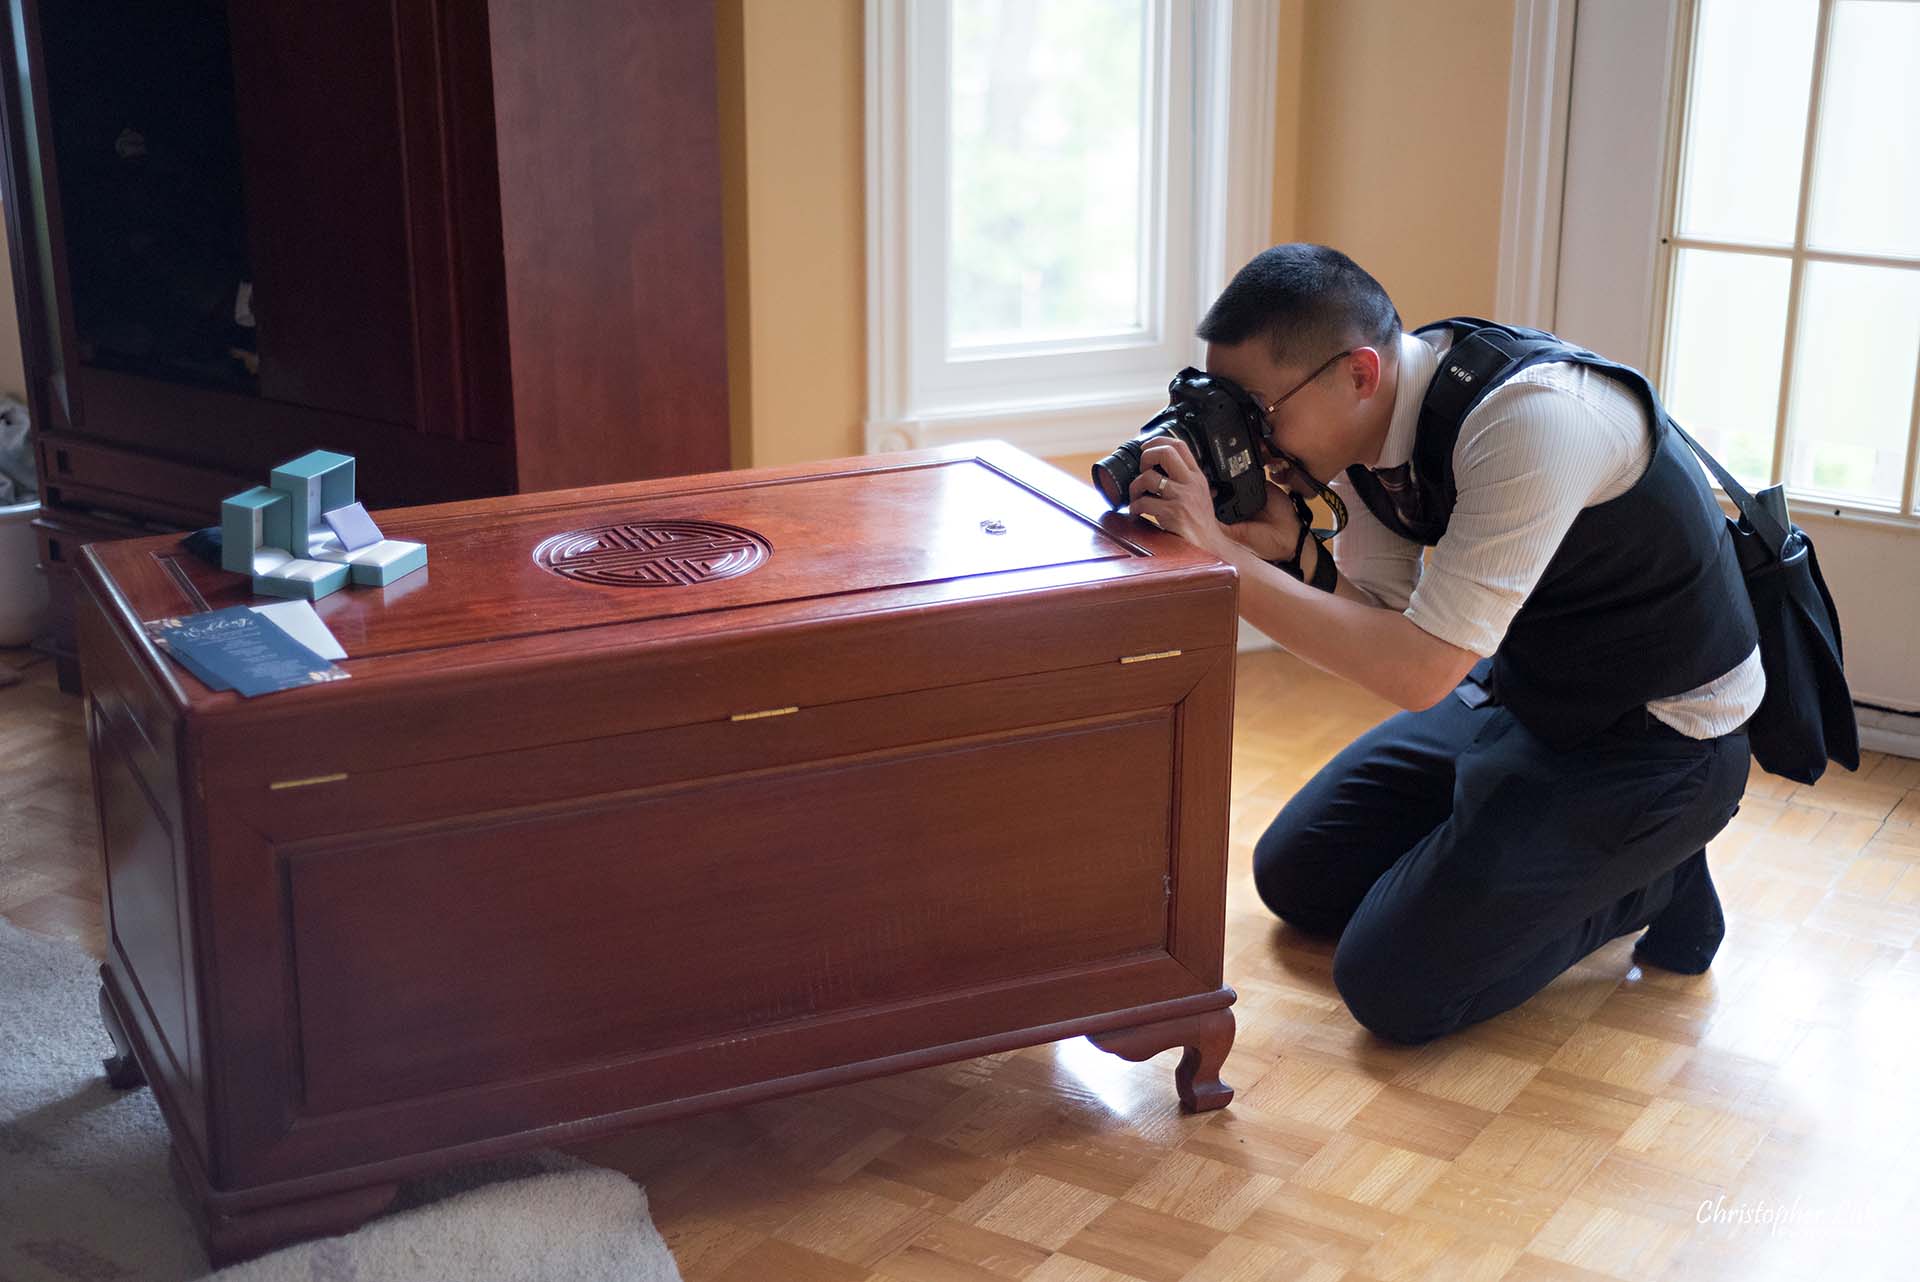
1857, 705, 1920, 762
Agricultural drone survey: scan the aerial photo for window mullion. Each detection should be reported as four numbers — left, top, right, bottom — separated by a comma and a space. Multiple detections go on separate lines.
1135, 0, 1164, 340
1799, 247, 1920, 273
1770, 0, 1836, 488
1663, 238, 1795, 261
1668, 237, 1920, 274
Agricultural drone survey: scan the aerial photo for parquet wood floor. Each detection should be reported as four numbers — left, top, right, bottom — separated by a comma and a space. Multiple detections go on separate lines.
6, 641, 1918, 1281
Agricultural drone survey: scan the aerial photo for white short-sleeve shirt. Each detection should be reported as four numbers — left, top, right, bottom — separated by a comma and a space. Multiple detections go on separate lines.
1329, 330, 1763, 739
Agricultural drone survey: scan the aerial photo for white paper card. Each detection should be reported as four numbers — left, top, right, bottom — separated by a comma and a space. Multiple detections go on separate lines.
247, 599, 347, 660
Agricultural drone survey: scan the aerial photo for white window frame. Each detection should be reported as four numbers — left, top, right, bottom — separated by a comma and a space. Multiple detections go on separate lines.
912, 1, 1188, 396
1494, 0, 1577, 332
1648, 0, 1920, 522
865, 0, 1279, 458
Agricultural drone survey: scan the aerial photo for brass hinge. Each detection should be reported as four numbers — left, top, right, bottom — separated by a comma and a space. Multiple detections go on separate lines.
1119, 649, 1183, 665
268, 772, 348, 792
729, 706, 799, 722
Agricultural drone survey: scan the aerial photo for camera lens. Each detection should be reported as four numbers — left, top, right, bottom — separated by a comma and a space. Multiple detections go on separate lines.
1092, 440, 1143, 508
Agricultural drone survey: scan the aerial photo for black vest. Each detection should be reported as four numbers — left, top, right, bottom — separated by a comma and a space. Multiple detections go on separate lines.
1346, 318, 1758, 749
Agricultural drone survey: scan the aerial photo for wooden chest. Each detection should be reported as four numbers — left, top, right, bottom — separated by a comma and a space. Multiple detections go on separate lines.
74, 441, 1240, 1264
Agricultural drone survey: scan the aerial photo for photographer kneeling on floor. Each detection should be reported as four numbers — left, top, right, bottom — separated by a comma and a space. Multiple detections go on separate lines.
1119, 243, 1761, 1044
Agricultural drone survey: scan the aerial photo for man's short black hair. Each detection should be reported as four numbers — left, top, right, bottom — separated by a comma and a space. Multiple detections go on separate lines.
1197, 244, 1402, 369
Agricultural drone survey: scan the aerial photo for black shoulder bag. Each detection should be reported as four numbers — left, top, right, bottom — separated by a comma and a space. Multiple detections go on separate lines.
1668, 422, 1859, 783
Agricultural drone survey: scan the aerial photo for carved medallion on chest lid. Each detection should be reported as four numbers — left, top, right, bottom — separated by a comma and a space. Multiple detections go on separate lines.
532, 520, 772, 587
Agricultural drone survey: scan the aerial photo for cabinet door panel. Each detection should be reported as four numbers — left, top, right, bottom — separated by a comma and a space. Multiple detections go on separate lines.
226, 1, 417, 424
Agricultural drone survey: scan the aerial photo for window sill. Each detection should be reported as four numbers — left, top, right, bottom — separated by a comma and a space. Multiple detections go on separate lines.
866, 387, 1168, 459
1712, 491, 1920, 534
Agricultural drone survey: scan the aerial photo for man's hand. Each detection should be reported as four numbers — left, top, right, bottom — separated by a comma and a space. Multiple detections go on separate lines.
1218, 477, 1310, 565
1125, 437, 1237, 560
1128, 437, 1316, 569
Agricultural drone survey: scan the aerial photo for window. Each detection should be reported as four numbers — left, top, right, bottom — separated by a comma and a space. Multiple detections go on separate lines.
1654, 0, 1920, 516
947, 1, 1161, 354
866, 0, 1279, 457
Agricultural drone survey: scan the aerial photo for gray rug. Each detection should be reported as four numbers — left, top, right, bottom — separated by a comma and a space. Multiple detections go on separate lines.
0, 917, 683, 1281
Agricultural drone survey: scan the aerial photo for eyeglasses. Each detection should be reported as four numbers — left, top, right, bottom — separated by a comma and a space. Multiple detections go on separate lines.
1253, 348, 1355, 541
1259, 348, 1354, 420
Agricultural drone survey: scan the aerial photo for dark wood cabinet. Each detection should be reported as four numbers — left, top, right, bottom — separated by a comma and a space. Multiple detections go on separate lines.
0, 0, 730, 689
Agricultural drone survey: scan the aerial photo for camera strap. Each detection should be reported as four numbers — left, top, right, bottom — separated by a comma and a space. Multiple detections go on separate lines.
1266, 447, 1350, 541
1268, 489, 1341, 593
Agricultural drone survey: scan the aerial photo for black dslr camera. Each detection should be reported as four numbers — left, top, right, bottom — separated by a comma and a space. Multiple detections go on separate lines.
1093, 367, 1272, 524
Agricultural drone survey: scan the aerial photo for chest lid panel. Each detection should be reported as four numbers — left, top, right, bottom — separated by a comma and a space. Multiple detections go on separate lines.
81, 443, 1232, 720
322, 453, 1136, 656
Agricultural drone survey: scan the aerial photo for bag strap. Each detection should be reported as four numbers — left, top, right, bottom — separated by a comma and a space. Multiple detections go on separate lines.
1661, 419, 1792, 557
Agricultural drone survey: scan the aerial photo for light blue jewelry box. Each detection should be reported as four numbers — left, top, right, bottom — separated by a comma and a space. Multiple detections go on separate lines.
252, 558, 351, 601
220, 487, 293, 575
347, 540, 427, 587
269, 451, 356, 557
309, 537, 427, 587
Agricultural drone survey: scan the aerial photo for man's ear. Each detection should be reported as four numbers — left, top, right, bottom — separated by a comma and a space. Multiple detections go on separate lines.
1346, 346, 1384, 400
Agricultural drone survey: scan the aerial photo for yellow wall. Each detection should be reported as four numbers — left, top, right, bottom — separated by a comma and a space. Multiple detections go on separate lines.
1271, 0, 1309, 244
1286, 0, 1514, 326
719, 0, 867, 471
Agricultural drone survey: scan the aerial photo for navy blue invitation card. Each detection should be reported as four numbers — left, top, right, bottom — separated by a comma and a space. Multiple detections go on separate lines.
146, 607, 349, 697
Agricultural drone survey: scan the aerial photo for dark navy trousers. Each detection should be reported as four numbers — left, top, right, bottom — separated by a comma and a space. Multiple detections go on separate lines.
1253, 677, 1750, 1044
